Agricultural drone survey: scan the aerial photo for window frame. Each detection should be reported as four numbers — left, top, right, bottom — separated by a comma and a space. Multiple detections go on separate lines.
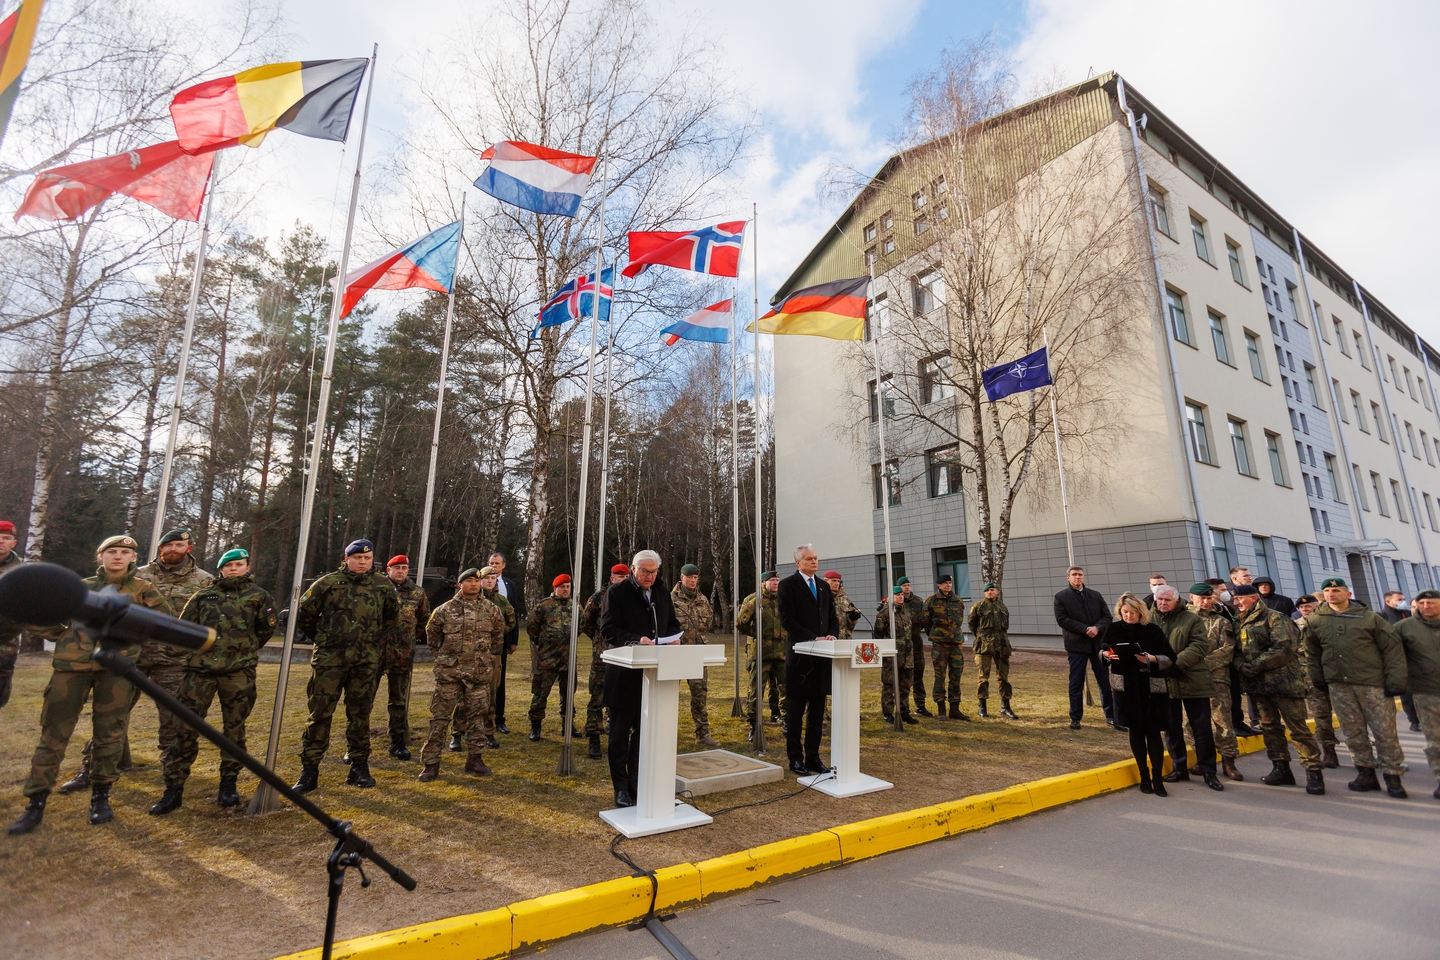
1186, 401, 1214, 465
1371, 472, 1389, 516
1391, 478, 1409, 522
1226, 240, 1245, 284
1190, 213, 1212, 262
1244, 331, 1265, 381
1167, 287, 1193, 346
1304, 364, 1323, 410
872, 459, 901, 508
1229, 417, 1256, 477
1148, 184, 1172, 237
918, 352, 954, 405
1208, 310, 1231, 365
1265, 431, 1288, 486
1324, 454, 1345, 503
925, 446, 963, 499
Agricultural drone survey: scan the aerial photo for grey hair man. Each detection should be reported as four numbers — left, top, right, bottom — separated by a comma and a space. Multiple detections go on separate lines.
776, 544, 839, 776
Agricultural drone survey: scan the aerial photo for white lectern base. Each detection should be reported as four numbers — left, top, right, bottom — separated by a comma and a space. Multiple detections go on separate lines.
599, 801, 714, 838
798, 771, 893, 798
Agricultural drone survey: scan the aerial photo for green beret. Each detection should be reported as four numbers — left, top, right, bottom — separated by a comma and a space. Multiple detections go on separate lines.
892, 585, 904, 595
761, 570, 777, 580
1415, 589, 1440, 601
982, 582, 997, 591
218, 548, 249, 566
1320, 577, 1347, 589
458, 567, 482, 582
1188, 582, 1212, 596
896, 576, 910, 585
680, 563, 700, 576
159, 528, 192, 545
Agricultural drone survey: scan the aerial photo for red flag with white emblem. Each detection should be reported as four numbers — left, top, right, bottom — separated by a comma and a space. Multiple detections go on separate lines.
14, 140, 215, 222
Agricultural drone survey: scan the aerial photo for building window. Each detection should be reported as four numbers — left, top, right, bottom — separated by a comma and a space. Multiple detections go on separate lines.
1355, 332, 1369, 367
1354, 464, 1370, 510
1427, 492, 1439, 530
933, 547, 968, 599
1210, 528, 1232, 577
1334, 380, 1347, 420
1391, 479, 1409, 522
1407, 422, 1421, 459
875, 551, 906, 600
1229, 418, 1255, 476
1415, 563, 1431, 590
865, 247, 877, 268
881, 237, 895, 255
1388, 356, 1399, 384
864, 294, 889, 341
1245, 332, 1265, 380
868, 377, 894, 421
1286, 284, 1300, 324
1209, 311, 1231, 364
919, 353, 953, 404
881, 212, 894, 231
1167, 288, 1192, 345
1266, 432, 1287, 486
1372, 472, 1389, 516
1149, 185, 1171, 236
1371, 401, 1386, 440
1352, 391, 1368, 431
912, 270, 943, 315
1316, 305, 1329, 341
1227, 241, 1245, 284
1190, 214, 1211, 262
914, 215, 929, 236
1405, 366, 1416, 399
912, 191, 926, 211
1290, 542, 1312, 595
932, 176, 947, 195
1335, 319, 1349, 354
926, 446, 962, 498
1422, 377, 1432, 410
1304, 364, 1323, 409
872, 460, 900, 508
1251, 536, 1273, 578
1324, 454, 1344, 503
1424, 430, 1435, 466
1186, 402, 1214, 465
863, 222, 877, 243
935, 203, 948, 221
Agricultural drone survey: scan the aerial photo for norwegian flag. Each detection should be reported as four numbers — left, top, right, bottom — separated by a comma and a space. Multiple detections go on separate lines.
531, 266, 614, 337
622, 220, 746, 278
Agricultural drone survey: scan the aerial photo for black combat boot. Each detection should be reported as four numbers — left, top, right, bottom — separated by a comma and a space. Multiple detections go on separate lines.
486, 734, 500, 749
1261, 760, 1295, 786
216, 776, 240, 808
1383, 773, 1408, 799
1348, 766, 1380, 792
949, 702, 971, 721
1321, 743, 1339, 768
1000, 699, 1019, 720
149, 785, 184, 816
58, 766, 90, 794
528, 719, 542, 742
89, 784, 114, 825
7, 792, 47, 835
292, 764, 319, 794
978, 698, 989, 718
588, 734, 603, 759
1305, 769, 1325, 795
346, 761, 376, 788
901, 708, 919, 725
914, 698, 933, 718
448, 733, 463, 752
389, 736, 412, 761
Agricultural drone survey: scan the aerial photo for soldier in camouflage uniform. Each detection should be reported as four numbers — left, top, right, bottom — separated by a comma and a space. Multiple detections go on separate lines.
924, 574, 969, 720
379, 555, 429, 760
875, 586, 916, 724
1294, 593, 1339, 767
738, 571, 787, 737
898, 578, 931, 717
418, 568, 505, 779
1395, 589, 1440, 801
0, 520, 24, 711
453, 566, 516, 751
1188, 583, 1242, 780
149, 548, 276, 814
582, 564, 628, 758
823, 571, 862, 641
968, 581, 1016, 719
525, 574, 574, 741
8, 535, 168, 834
1233, 585, 1324, 795
291, 539, 398, 793
672, 563, 718, 746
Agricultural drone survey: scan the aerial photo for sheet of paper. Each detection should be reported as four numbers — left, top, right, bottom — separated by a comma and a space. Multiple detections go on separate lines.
656, 632, 684, 645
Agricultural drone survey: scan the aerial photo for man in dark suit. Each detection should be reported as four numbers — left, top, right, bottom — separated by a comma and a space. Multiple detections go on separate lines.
489, 551, 524, 734
777, 544, 839, 777
599, 549, 681, 808
1053, 565, 1114, 730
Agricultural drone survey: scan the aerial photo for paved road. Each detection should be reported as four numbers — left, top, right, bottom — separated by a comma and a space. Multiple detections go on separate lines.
549, 726, 1439, 959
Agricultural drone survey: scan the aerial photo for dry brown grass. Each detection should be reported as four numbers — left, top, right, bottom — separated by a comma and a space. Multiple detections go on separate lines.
0, 638, 1129, 959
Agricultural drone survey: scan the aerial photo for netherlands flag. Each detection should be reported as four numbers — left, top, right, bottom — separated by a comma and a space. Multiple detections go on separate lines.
474, 140, 596, 217
661, 299, 732, 345
338, 220, 461, 319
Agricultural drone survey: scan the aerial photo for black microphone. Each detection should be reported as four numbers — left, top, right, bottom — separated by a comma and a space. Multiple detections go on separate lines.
0, 562, 215, 653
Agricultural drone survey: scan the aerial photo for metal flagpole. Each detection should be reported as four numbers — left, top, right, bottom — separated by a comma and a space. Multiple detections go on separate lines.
148, 153, 220, 562
751, 202, 766, 754
557, 160, 609, 776
248, 45, 378, 815
415, 194, 466, 594
870, 261, 901, 733
730, 273, 743, 718
1043, 327, 1073, 567
594, 289, 615, 588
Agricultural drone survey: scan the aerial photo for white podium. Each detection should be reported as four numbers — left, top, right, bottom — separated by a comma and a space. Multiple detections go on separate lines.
599, 643, 728, 837
791, 637, 896, 798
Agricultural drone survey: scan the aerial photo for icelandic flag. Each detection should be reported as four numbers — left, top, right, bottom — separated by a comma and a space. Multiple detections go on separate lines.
622, 220, 746, 278
982, 346, 1053, 401
531, 266, 614, 337
661, 300, 732, 345
474, 140, 596, 217
338, 221, 462, 319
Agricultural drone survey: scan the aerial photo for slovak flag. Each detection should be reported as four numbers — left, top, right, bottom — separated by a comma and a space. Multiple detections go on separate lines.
338, 221, 461, 319
474, 140, 596, 217
531, 266, 614, 337
622, 220, 746, 278
661, 300, 731, 345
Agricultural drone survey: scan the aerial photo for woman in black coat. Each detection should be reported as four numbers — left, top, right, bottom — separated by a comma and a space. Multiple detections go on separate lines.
1103, 592, 1176, 796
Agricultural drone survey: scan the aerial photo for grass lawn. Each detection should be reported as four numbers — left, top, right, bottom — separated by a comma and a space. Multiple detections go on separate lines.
0, 637, 1130, 959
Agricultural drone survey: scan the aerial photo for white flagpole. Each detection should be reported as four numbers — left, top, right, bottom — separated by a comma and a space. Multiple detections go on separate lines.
248, 45, 378, 816
870, 261, 901, 733
557, 160, 609, 776
1043, 327, 1074, 567
730, 278, 743, 718
751, 202, 766, 753
148, 153, 220, 562
415, 195, 466, 593
594, 290, 615, 588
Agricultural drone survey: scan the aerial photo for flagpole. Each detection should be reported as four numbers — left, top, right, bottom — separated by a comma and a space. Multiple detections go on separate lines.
751, 202, 766, 754
557, 159, 609, 777
870, 261, 901, 733
730, 274, 743, 718
1043, 327, 1074, 567
594, 290, 615, 589
248, 44, 378, 816
148, 153, 219, 562
415, 195, 465, 595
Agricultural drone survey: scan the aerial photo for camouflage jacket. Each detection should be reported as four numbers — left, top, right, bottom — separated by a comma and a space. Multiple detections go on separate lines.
873, 599, 912, 653
0, 549, 24, 660
388, 578, 430, 660
138, 555, 215, 668
834, 588, 861, 640
582, 585, 611, 654
923, 592, 966, 646
58, 563, 171, 672
297, 566, 399, 668
670, 584, 714, 644
1302, 603, 1406, 690
1236, 601, 1311, 698
526, 593, 572, 672
737, 588, 786, 660
1395, 614, 1440, 697
178, 573, 276, 673
1151, 602, 1214, 699
427, 594, 505, 681
966, 597, 1010, 655
903, 594, 925, 647
1194, 605, 1235, 676
480, 587, 517, 652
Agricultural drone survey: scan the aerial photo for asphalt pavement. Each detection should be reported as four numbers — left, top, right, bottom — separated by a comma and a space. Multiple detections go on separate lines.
546, 725, 1440, 959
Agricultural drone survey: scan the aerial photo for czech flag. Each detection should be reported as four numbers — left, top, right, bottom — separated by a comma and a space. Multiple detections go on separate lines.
622, 221, 745, 279
661, 300, 731, 346
14, 140, 215, 222
0, 0, 45, 150
751, 276, 869, 341
474, 140, 596, 217
170, 59, 369, 154
338, 221, 462, 319
531, 267, 613, 337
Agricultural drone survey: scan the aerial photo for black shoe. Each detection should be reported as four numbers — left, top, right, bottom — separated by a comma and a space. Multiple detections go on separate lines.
901, 712, 919, 725
8, 792, 47, 835
217, 776, 240, 808
341, 753, 351, 765
58, 768, 90, 794
1069, 720, 1081, 730
1153, 780, 1167, 797
1383, 773, 1408, 799
588, 735, 602, 759
149, 785, 184, 816
346, 762, 376, 788
486, 734, 500, 750
915, 703, 934, 718
497, 721, 511, 735
615, 789, 635, 808
1234, 722, 1259, 738
1105, 716, 1114, 726
1202, 773, 1224, 792
292, 765, 319, 794
978, 699, 989, 718
789, 759, 809, 776
1000, 700, 1019, 720
528, 721, 542, 742
448, 733, 463, 752
1139, 780, 1154, 794
1163, 768, 1189, 783
1262, 760, 1296, 786
389, 742, 412, 761
1306, 769, 1326, 795
1411, 722, 1422, 733
882, 713, 896, 724
89, 785, 114, 825
1348, 766, 1380, 792
770, 712, 781, 724
806, 760, 829, 775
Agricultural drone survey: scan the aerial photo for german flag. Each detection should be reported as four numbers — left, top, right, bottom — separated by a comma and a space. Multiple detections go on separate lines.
170, 59, 368, 154
0, 0, 45, 150
751, 276, 869, 340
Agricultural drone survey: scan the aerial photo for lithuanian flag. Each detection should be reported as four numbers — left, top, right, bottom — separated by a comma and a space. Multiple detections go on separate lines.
0, 0, 45, 149
170, 59, 368, 154
751, 276, 869, 340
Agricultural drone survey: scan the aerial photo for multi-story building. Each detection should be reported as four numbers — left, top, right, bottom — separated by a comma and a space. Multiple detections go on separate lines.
769, 72, 1440, 645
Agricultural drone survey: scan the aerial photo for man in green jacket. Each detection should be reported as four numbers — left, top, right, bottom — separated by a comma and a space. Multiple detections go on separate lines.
922, 574, 968, 720
378, 555, 429, 760
525, 574, 574, 742
967, 582, 1015, 719
1303, 576, 1408, 798
1234, 585, 1324, 794
137, 528, 214, 760
738, 572, 787, 738
876, 586, 915, 725
899, 578, 931, 717
1151, 586, 1222, 790
1190, 583, 1242, 781
671, 564, 718, 747
1395, 588, 1440, 801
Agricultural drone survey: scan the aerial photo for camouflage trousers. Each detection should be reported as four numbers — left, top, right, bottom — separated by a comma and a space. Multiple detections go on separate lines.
0, 651, 16, 710
912, 639, 927, 707
24, 670, 133, 797
529, 667, 572, 726
1308, 687, 1337, 747
746, 655, 785, 723
300, 661, 379, 766
1208, 670, 1239, 760
79, 662, 185, 773
421, 671, 491, 764
880, 643, 913, 716
452, 658, 502, 737
163, 667, 257, 786
1413, 693, 1440, 779
976, 652, 1011, 701
1254, 695, 1322, 771
931, 643, 964, 705
378, 650, 414, 744
686, 668, 710, 738
1330, 682, 1405, 775
585, 649, 607, 737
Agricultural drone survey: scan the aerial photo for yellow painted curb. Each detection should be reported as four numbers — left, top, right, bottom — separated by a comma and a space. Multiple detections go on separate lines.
831, 803, 950, 864
274, 907, 513, 960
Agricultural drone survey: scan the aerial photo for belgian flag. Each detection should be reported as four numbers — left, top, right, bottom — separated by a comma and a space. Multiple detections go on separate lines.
0, 0, 45, 150
170, 59, 369, 154
752, 276, 870, 341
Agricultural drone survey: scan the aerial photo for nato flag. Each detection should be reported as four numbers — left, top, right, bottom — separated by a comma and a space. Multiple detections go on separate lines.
982, 346, 1053, 401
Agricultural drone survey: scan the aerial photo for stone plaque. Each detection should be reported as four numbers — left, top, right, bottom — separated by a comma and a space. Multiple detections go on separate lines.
675, 749, 784, 797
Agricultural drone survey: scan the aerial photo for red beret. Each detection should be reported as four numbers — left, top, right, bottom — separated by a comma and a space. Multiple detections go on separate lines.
553, 573, 572, 587
0, 521, 15, 535
822, 570, 842, 580
387, 555, 409, 568
610, 563, 630, 575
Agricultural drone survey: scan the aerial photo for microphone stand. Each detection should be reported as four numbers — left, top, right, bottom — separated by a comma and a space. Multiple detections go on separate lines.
90, 632, 415, 960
